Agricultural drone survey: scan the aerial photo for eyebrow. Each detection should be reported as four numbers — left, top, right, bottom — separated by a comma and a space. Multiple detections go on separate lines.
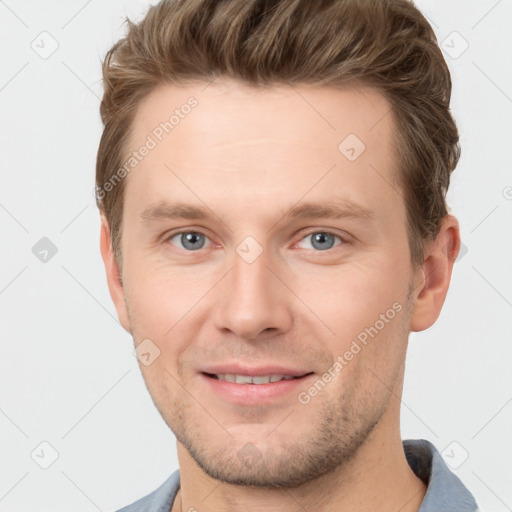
285, 200, 375, 221
140, 202, 210, 223
139, 199, 375, 224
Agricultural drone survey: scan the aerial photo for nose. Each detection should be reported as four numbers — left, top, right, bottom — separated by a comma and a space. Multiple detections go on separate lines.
212, 248, 293, 340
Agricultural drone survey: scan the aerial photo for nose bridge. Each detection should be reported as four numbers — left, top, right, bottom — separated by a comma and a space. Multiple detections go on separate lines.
231, 248, 269, 301
213, 244, 292, 339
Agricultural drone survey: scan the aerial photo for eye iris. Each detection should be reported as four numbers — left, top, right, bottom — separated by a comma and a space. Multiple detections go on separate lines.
311, 232, 335, 250
181, 232, 205, 250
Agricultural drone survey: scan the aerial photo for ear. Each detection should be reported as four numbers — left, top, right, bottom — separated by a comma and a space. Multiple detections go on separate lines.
99, 215, 132, 333
410, 215, 461, 332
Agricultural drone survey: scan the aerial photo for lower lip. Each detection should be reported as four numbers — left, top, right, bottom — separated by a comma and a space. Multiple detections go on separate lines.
199, 373, 314, 405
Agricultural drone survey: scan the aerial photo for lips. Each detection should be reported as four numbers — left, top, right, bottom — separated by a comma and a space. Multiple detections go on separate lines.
198, 364, 314, 404
207, 373, 299, 384
201, 364, 311, 381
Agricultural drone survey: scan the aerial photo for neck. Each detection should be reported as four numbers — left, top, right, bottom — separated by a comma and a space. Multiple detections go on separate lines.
172, 399, 426, 512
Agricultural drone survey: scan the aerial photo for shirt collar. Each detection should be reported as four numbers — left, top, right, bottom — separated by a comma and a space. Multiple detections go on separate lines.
404, 439, 478, 512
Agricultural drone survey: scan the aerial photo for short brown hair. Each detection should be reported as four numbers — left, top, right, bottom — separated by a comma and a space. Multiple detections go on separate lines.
96, 0, 460, 269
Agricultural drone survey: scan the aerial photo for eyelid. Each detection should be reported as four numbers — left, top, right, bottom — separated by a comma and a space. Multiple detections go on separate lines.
161, 226, 210, 241
294, 229, 349, 248
165, 229, 214, 249
161, 227, 350, 252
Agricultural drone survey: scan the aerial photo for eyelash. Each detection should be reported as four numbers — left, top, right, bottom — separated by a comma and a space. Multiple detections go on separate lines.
165, 229, 347, 252
296, 231, 345, 250
167, 230, 214, 250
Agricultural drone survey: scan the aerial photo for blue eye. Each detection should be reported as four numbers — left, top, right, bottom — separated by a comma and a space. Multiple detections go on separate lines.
298, 232, 342, 251
169, 232, 210, 251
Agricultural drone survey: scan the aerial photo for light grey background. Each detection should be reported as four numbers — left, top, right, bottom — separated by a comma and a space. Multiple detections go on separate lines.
0, 1, 511, 511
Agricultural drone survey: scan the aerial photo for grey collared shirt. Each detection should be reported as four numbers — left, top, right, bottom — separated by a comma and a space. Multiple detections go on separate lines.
116, 439, 479, 512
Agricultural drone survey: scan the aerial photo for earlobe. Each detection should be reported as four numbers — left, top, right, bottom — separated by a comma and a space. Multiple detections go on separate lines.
410, 215, 461, 332
99, 216, 132, 333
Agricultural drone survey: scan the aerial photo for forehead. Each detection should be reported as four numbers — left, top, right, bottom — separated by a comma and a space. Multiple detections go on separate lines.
123, 79, 401, 224
130, 78, 395, 152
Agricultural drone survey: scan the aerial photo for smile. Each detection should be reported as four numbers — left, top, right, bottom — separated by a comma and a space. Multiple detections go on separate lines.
209, 373, 299, 384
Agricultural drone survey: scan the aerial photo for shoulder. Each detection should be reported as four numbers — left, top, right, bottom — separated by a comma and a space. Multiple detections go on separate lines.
116, 470, 180, 512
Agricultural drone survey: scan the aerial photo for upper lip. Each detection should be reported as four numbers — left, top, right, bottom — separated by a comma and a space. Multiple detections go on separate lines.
201, 364, 312, 377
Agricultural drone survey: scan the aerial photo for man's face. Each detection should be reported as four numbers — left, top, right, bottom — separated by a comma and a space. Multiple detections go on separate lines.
111, 80, 419, 487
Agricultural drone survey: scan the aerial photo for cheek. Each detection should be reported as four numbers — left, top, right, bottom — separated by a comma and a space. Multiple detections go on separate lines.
293, 260, 408, 338
124, 259, 212, 335
289, 259, 411, 393
123, 263, 217, 384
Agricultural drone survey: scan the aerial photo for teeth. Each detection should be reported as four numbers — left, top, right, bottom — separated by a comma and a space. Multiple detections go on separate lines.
252, 375, 271, 384
236, 374, 253, 384
215, 374, 296, 384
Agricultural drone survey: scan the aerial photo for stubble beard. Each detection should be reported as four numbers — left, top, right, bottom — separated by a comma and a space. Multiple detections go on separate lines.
127, 283, 414, 489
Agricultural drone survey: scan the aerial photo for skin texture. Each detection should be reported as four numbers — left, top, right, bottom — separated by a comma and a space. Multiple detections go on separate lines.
100, 79, 460, 512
